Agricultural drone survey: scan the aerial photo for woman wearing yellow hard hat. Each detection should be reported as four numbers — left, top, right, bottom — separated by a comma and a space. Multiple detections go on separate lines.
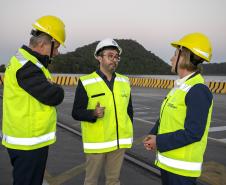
2, 15, 66, 185
144, 33, 213, 185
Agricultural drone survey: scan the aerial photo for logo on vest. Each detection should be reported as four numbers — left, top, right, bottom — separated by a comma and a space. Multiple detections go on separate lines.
121, 90, 128, 97
167, 103, 177, 109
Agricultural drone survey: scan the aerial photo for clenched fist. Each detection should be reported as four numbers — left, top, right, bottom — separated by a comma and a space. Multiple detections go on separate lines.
93, 102, 105, 118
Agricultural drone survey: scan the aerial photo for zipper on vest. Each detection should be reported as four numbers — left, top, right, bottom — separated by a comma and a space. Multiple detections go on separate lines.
112, 92, 119, 148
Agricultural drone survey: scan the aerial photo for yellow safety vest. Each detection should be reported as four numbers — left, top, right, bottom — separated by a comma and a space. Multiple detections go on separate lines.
156, 74, 213, 177
80, 72, 133, 153
2, 48, 57, 150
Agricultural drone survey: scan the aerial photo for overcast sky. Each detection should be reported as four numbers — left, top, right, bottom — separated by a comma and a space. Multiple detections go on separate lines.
0, 0, 226, 65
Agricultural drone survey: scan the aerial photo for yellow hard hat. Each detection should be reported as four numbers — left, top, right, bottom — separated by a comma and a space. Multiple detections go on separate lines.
32, 15, 66, 46
171, 32, 212, 62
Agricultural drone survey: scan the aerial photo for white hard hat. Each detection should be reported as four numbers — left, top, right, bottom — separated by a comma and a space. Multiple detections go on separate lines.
94, 38, 122, 57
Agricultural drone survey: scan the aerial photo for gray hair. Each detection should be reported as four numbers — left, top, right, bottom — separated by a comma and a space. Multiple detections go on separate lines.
29, 32, 52, 47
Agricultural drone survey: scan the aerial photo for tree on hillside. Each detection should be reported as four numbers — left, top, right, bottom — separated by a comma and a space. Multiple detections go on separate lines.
50, 39, 171, 75
202, 63, 226, 75
0, 64, 6, 72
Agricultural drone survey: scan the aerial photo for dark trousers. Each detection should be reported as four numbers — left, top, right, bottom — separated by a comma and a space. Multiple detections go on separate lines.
7, 146, 49, 185
160, 169, 197, 185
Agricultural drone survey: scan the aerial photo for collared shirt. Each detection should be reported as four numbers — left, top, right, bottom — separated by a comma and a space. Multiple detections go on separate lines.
72, 70, 133, 123
174, 72, 196, 88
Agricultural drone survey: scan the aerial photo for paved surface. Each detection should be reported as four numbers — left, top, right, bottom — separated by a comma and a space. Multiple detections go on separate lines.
1, 86, 226, 185
0, 87, 161, 185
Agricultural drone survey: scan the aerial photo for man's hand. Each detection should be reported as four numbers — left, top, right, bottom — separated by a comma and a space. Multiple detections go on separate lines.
143, 134, 157, 151
93, 102, 105, 118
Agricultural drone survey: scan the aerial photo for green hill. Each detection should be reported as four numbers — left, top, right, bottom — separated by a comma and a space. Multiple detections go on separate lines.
49, 39, 171, 74
202, 63, 226, 75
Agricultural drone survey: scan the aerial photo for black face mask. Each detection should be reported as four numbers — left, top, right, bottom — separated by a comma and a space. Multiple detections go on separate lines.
32, 52, 51, 68
42, 55, 52, 67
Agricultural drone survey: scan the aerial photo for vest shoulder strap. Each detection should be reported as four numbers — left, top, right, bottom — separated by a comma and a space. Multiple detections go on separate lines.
16, 48, 44, 69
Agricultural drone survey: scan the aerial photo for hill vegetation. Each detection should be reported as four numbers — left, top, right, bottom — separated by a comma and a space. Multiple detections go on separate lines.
0, 39, 225, 75
49, 39, 171, 74
202, 63, 226, 75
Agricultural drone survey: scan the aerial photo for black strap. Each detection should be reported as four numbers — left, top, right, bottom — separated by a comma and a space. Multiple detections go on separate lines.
30, 29, 42, 37
49, 40, 55, 63
175, 49, 182, 74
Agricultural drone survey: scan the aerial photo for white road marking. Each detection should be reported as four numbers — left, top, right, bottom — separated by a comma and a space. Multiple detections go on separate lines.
208, 137, 226, 144
42, 179, 49, 185
211, 118, 226, 123
132, 93, 164, 98
134, 112, 149, 115
134, 107, 151, 110
134, 117, 226, 144
217, 138, 226, 143
134, 117, 155, 125
209, 126, 226, 132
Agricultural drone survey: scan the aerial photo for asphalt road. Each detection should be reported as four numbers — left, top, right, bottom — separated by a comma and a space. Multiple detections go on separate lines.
57, 86, 226, 185
1, 86, 226, 185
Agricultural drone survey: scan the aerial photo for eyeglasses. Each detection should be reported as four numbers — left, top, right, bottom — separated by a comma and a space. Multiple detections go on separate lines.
102, 54, 120, 62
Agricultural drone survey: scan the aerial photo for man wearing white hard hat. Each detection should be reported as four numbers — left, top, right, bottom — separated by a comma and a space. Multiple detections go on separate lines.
72, 38, 133, 185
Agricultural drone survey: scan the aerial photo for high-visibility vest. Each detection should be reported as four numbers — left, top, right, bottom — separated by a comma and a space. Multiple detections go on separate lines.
156, 74, 213, 177
80, 72, 133, 153
2, 48, 57, 150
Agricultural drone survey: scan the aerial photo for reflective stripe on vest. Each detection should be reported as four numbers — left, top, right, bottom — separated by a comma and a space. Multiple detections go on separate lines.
179, 84, 192, 92
83, 138, 133, 150
115, 76, 130, 83
157, 153, 202, 171
82, 77, 103, 86
2, 132, 55, 146
2, 49, 56, 150
170, 83, 192, 94
15, 52, 44, 69
82, 76, 129, 87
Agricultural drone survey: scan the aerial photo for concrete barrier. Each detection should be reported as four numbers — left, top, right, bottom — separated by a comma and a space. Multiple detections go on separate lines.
0, 74, 225, 94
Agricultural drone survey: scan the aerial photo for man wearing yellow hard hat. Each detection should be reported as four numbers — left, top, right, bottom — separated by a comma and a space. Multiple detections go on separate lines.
144, 33, 213, 185
2, 15, 66, 185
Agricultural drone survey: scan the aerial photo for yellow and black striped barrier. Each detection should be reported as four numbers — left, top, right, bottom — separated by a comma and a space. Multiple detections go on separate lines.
207, 81, 226, 94
0, 74, 225, 94
52, 75, 79, 86
128, 77, 226, 94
